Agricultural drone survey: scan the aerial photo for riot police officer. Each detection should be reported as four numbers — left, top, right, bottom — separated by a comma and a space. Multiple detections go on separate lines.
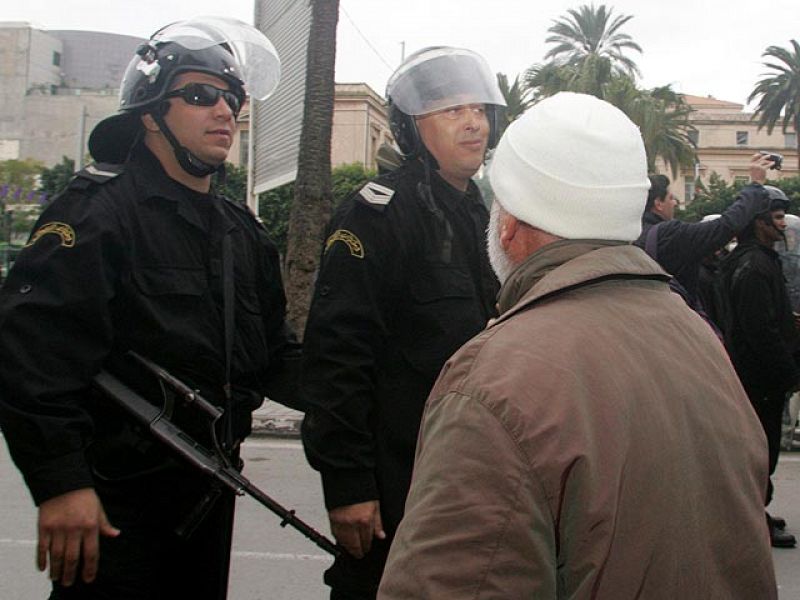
301, 47, 506, 599
0, 17, 292, 599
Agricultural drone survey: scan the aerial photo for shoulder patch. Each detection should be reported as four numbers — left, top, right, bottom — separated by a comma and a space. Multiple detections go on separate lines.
71, 162, 125, 188
26, 222, 76, 248
356, 181, 395, 212
79, 162, 124, 182
325, 229, 365, 259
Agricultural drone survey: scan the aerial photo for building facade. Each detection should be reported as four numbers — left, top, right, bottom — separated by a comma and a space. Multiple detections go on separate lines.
0, 22, 142, 167
0, 23, 393, 175
667, 94, 798, 207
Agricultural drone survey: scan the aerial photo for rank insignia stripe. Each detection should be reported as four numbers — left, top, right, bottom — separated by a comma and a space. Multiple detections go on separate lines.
26, 222, 77, 248
325, 229, 365, 259
358, 182, 395, 209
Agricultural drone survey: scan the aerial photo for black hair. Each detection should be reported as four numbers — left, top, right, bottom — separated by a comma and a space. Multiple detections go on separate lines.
645, 174, 670, 212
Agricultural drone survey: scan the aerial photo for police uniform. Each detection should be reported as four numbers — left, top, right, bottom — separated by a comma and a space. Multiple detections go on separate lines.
301, 159, 499, 597
0, 144, 296, 598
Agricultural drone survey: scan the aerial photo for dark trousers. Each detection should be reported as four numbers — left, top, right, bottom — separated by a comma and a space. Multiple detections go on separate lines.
325, 536, 392, 600
48, 468, 236, 600
746, 388, 787, 506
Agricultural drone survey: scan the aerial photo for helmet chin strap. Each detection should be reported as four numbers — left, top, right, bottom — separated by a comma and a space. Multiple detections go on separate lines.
151, 110, 221, 178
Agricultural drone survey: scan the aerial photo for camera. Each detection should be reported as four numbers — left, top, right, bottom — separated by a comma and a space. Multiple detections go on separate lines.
759, 150, 783, 170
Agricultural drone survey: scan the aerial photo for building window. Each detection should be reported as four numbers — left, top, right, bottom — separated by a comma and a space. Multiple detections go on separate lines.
787, 133, 797, 149
684, 180, 696, 203
52, 51, 61, 67
734, 175, 750, 186
687, 130, 699, 146
736, 131, 748, 146
239, 130, 249, 166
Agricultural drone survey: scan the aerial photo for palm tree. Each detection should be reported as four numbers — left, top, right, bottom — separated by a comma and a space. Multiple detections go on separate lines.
748, 39, 800, 171
544, 4, 642, 78
524, 62, 577, 101
284, 0, 340, 333
606, 78, 697, 176
496, 72, 533, 133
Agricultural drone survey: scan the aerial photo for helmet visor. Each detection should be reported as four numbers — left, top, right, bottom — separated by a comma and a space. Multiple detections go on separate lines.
152, 16, 280, 100
387, 47, 506, 116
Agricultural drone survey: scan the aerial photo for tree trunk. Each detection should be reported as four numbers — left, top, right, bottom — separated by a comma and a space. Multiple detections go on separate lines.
283, 0, 340, 337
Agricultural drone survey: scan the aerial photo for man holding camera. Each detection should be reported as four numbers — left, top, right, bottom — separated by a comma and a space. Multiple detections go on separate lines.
717, 183, 799, 548
634, 153, 775, 305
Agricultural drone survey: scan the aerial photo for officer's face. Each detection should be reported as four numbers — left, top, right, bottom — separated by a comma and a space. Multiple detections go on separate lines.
770, 210, 787, 242
416, 103, 489, 191
162, 72, 237, 167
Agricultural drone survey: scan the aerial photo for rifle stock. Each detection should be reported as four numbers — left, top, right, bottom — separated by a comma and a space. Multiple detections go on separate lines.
93, 369, 340, 557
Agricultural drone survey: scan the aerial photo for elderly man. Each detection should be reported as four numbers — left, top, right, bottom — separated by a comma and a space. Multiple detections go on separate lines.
378, 92, 776, 599
301, 47, 505, 599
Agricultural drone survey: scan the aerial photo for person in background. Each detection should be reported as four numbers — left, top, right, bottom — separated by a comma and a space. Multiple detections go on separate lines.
635, 159, 772, 305
378, 92, 776, 599
716, 185, 799, 548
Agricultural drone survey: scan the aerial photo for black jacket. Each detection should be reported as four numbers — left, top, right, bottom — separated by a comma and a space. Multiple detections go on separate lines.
300, 160, 498, 529
0, 145, 295, 505
717, 239, 800, 395
635, 184, 770, 301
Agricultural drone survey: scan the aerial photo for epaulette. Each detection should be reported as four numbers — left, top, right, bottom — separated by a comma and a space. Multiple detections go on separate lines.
68, 162, 125, 191
355, 180, 396, 213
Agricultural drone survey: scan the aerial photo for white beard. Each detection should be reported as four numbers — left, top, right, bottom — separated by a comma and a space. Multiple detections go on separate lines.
487, 200, 516, 285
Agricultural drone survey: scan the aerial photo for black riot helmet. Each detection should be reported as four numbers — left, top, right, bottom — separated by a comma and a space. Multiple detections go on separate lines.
748, 184, 792, 240
89, 16, 280, 176
386, 47, 507, 161
764, 185, 791, 212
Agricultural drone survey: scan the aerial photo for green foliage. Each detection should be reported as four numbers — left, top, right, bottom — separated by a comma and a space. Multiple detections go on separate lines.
332, 162, 376, 205
682, 173, 800, 222
0, 158, 44, 190
256, 162, 375, 256
543, 4, 642, 78
748, 39, 800, 171
39, 156, 76, 200
212, 163, 248, 205
496, 72, 533, 133
259, 183, 293, 256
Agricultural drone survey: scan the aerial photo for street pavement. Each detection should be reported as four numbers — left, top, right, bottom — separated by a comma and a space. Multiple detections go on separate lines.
2, 428, 800, 599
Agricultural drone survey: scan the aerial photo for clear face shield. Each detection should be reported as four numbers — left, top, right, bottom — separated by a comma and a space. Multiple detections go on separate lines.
777, 214, 800, 311
386, 47, 506, 116
149, 16, 281, 101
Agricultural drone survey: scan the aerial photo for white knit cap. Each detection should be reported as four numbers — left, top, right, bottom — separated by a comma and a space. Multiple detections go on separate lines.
487, 92, 649, 241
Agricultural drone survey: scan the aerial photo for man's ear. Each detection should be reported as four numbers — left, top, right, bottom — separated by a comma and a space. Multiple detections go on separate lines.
498, 212, 520, 251
141, 112, 159, 133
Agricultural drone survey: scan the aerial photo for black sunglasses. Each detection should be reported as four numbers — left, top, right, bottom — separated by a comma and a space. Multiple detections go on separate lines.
164, 83, 242, 116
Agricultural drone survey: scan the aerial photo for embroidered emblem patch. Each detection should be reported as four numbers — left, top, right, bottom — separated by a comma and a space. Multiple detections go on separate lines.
358, 182, 395, 206
325, 229, 364, 259
26, 222, 76, 248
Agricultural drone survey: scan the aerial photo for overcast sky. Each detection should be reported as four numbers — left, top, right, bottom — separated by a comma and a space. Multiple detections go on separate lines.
4, 0, 799, 108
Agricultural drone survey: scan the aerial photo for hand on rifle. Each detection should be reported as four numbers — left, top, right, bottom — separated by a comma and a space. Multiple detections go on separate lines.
37, 488, 120, 586
328, 500, 385, 558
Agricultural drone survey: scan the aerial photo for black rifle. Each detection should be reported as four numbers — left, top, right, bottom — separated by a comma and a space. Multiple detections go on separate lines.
93, 352, 340, 557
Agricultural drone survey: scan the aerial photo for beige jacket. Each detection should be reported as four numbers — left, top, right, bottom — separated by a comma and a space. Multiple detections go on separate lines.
379, 241, 775, 599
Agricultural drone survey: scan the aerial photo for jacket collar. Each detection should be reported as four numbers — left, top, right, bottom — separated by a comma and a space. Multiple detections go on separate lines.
494, 239, 670, 323
129, 144, 235, 235
406, 158, 484, 212
642, 211, 666, 227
